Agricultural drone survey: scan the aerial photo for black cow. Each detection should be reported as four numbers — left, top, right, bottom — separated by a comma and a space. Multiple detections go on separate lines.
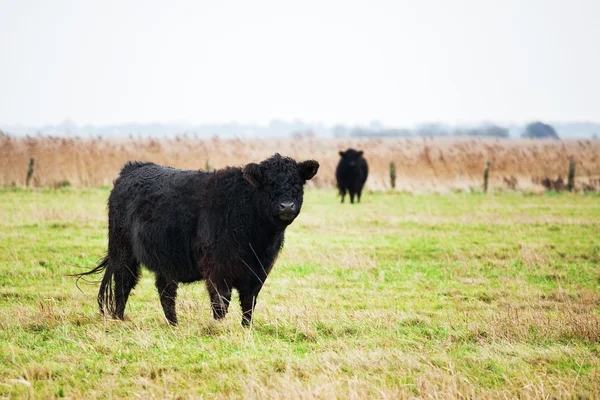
75, 154, 319, 326
336, 148, 368, 204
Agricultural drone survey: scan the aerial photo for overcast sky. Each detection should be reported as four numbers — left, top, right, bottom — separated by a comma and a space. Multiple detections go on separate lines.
1, 0, 599, 127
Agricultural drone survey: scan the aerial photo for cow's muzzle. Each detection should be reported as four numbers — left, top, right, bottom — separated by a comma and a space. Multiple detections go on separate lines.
279, 201, 297, 221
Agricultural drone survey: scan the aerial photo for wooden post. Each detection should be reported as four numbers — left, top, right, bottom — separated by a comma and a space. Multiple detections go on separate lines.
26, 158, 35, 187
483, 160, 491, 193
567, 160, 576, 191
390, 162, 396, 189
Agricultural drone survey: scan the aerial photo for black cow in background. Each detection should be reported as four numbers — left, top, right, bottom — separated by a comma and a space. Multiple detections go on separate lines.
336, 148, 368, 204
74, 154, 319, 326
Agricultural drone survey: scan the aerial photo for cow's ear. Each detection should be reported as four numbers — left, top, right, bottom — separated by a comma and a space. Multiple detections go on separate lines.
299, 160, 319, 181
358, 151, 364, 157
339, 151, 345, 157
243, 163, 262, 187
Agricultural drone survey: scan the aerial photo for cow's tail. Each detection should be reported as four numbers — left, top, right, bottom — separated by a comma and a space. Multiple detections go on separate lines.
69, 255, 116, 316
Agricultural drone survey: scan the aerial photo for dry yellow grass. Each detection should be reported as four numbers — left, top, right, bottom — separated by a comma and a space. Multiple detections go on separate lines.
1, 134, 599, 192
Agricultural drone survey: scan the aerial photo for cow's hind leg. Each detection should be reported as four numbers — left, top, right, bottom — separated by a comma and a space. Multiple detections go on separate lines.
206, 275, 232, 320
113, 257, 141, 320
155, 274, 179, 326
100, 232, 140, 320
340, 187, 347, 203
350, 192, 355, 204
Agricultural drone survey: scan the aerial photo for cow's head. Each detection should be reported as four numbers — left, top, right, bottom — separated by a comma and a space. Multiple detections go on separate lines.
243, 154, 319, 227
338, 148, 364, 167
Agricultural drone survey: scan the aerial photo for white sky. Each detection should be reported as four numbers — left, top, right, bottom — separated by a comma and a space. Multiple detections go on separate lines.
1, 0, 599, 127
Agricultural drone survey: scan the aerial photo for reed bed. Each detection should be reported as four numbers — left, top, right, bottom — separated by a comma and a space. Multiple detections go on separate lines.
1, 134, 599, 192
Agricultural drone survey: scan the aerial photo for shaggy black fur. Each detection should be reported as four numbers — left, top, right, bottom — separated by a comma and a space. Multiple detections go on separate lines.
74, 154, 319, 326
335, 148, 368, 204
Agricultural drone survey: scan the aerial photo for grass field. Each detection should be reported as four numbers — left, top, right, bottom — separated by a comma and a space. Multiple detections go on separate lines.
0, 188, 599, 398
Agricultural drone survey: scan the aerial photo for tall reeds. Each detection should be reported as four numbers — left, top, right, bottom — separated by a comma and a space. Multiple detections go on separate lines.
1, 134, 599, 192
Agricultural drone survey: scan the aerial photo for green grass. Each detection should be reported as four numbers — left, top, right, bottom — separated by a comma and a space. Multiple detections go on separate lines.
0, 188, 599, 398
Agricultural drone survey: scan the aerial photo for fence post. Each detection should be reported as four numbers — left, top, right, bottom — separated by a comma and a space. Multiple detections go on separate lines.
390, 162, 396, 190
483, 160, 491, 193
26, 158, 35, 187
567, 160, 576, 191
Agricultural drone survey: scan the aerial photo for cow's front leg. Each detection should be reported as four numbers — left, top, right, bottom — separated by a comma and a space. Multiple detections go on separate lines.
236, 278, 264, 327
206, 276, 232, 320
155, 274, 179, 326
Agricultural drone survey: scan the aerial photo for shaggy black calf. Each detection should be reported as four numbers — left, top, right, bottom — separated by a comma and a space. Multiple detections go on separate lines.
336, 148, 368, 204
76, 154, 319, 326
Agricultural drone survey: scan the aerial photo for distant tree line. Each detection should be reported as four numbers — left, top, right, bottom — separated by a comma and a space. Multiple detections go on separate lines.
3, 119, 571, 140
521, 122, 559, 139
334, 121, 560, 139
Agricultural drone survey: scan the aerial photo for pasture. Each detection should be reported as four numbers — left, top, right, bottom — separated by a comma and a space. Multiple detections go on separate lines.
0, 188, 599, 398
